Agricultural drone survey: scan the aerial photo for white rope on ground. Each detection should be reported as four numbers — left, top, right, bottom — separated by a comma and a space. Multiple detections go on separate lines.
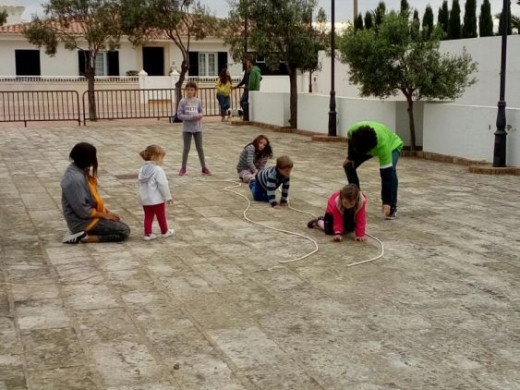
199, 179, 318, 264
199, 179, 385, 267
2, 179, 386, 289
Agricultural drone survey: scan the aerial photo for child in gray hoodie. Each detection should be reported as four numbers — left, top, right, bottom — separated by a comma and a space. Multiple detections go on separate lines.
138, 145, 174, 241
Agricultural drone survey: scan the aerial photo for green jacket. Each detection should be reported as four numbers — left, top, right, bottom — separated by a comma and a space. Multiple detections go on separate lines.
347, 121, 403, 168
248, 66, 262, 91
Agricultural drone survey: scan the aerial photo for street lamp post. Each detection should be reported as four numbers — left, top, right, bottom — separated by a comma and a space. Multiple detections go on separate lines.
244, 0, 248, 58
493, 0, 508, 167
328, 0, 337, 137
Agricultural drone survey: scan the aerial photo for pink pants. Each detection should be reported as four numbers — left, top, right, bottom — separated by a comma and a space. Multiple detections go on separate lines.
143, 203, 168, 235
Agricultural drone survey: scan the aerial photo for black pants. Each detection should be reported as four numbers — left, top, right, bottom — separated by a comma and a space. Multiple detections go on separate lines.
323, 211, 356, 236
88, 219, 130, 242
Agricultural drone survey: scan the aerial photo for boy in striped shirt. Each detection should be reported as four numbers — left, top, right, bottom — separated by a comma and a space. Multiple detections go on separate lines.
249, 156, 293, 209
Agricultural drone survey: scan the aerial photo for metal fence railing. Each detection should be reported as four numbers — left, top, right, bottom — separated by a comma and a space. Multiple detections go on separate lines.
0, 87, 245, 126
0, 90, 81, 126
82, 88, 176, 124
0, 76, 139, 83
82, 87, 244, 124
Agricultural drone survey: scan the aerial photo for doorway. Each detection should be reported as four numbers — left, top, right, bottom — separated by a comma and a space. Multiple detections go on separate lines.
142, 47, 165, 76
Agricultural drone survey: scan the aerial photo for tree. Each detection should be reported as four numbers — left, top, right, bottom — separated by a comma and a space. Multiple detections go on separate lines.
374, 2, 386, 28
400, 0, 410, 18
448, 0, 461, 39
364, 11, 374, 29
479, 0, 494, 37
339, 11, 477, 151
306, 7, 329, 92
514, 1, 520, 33
438, 1, 449, 38
462, 0, 478, 38
497, 0, 512, 35
411, 10, 420, 40
223, 0, 321, 128
354, 13, 364, 31
0, 11, 7, 26
23, 0, 122, 121
513, 15, 520, 33
422, 6, 435, 39
120, 0, 216, 112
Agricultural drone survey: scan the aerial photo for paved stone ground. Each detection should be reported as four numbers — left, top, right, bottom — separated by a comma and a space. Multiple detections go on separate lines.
1, 119, 519, 390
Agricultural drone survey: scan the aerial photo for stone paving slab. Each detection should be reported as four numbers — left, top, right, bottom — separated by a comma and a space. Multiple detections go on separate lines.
0, 119, 520, 389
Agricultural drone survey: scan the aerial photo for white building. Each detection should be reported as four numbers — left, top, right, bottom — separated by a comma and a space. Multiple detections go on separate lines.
0, 20, 244, 78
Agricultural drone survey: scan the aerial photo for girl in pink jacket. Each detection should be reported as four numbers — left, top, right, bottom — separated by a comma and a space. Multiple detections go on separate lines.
307, 184, 367, 242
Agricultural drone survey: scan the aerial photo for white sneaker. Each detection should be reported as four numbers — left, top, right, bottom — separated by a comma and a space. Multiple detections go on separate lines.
161, 229, 175, 238
62, 231, 87, 244
143, 233, 158, 241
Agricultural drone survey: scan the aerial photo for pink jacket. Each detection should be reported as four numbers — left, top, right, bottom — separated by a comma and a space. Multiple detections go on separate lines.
325, 191, 367, 238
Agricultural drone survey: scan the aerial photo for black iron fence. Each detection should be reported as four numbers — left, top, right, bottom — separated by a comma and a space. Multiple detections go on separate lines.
0, 90, 81, 126
82, 88, 176, 125
0, 87, 245, 126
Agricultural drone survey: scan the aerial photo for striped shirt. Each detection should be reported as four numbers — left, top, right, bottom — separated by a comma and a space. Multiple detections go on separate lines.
256, 166, 290, 206
236, 144, 256, 173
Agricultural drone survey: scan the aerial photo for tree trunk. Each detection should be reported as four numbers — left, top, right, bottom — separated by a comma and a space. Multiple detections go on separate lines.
174, 59, 189, 121
405, 95, 417, 151
86, 67, 97, 121
308, 70, 312, 93
289, 68, 297, 128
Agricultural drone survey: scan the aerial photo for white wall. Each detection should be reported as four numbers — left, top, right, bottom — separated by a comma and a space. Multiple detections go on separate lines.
251, 91, 397, 136
297, 94, 397, 137
439, 35, 520, 108
313, 35, 520, 110
249, 91, 290, 127
423, 103, 520, 166
0, 39, 78, 76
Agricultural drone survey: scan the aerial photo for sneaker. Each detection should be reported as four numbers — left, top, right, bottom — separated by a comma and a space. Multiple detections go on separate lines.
62, 231, 87, 244
161, 229, 175, 238
143, 233, 158, 241
201, 167, 212, 176
179, 167, 186, 176
385, 209, 397, 220
307, 218, 318, 229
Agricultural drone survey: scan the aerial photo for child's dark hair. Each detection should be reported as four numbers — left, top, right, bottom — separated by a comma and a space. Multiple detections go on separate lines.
350, 126, 378, 155
339, 184, 360, 207
185, 81, 198, 90
140, 145, 165, 161
248, 135, 273, 159
69, 142, 98, 177
218, 68, 231, 85
276, 155, 293, 169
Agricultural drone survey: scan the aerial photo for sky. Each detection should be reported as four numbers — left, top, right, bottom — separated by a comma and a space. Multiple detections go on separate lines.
3, 0, 516, 23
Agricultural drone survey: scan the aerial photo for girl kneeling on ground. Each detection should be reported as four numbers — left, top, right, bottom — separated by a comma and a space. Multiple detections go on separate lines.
308, 184, 367, 242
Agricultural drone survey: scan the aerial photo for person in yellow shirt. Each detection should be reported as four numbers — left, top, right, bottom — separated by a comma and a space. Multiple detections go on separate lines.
215, 68, 232, 121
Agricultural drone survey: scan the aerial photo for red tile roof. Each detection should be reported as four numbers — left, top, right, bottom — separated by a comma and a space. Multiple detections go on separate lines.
0, 15, 218, 37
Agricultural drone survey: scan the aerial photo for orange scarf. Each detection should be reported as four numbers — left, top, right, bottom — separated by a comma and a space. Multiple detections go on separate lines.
85, 175, 106, 231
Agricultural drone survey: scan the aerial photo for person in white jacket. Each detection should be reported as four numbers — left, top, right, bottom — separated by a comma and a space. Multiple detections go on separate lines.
138, 145, 174, 240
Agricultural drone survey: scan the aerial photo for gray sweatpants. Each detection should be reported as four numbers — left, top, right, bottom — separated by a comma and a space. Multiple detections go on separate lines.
182, 132, 206, 169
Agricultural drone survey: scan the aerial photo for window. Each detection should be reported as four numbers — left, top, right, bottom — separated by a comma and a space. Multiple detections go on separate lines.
78, 50, 119, 76
95, 53, 107, 76
198, 53, 218, 77
15, 50, 41, 76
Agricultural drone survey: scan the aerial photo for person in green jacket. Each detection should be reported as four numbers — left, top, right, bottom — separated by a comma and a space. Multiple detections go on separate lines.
248, 61, 262, 91
342, 121, 403, 220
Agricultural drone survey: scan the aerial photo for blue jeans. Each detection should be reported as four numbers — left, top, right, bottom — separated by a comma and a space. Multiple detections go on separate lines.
344, 149, 400, 210
249, 180, 268, 202
216, 93, 230, 117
